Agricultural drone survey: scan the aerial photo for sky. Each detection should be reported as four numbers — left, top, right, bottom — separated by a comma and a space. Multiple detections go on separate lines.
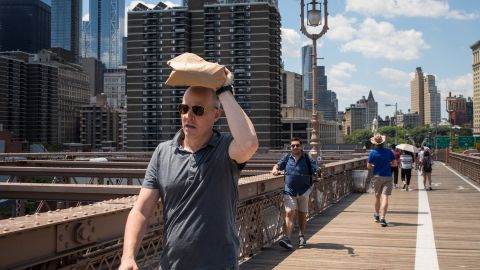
79, 0, 480, 119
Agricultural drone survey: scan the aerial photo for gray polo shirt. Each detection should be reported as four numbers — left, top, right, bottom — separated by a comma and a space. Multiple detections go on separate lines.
143, 129, 242, 270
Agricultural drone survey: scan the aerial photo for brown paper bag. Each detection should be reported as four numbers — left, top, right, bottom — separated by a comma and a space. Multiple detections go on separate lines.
165, 53, 226, 89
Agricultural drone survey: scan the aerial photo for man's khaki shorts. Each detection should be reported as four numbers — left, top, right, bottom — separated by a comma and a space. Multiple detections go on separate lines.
372, 176, 393, 196
284, 188, 312, 213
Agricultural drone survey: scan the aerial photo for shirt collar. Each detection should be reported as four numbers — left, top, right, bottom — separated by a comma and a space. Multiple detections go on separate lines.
171, 129, 221, 149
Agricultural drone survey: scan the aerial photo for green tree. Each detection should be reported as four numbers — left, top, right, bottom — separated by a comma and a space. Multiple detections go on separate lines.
345, 128, 372, 148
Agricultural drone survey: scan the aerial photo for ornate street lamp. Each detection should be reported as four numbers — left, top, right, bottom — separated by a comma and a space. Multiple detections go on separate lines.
300, 0, 329, 160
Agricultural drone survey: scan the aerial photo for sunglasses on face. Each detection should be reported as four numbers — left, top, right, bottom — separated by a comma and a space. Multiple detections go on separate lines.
291, 144, 301, 148
178, 104, 207, 116
178, 104, 219, 117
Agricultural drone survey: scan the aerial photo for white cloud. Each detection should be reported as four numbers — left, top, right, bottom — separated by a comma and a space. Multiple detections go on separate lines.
82, 13, 89, 21
281, 28, 310, 58
325, 15, 357, 42
346, 0, 479, 20
378, 68, 415, 87
340, 18, 429, 60
437, 73, 473, 98
329, 62, 357, 79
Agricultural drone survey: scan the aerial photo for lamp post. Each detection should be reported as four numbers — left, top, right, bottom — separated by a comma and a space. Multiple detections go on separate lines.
385, 103, 398, 145
300, 0, 329, 160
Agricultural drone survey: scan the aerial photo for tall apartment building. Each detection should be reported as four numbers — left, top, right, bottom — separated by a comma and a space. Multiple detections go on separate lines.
355, 90, 378, 129
424, 74, 441, 126
410, 67, 441, 127
472, 40, 480, 134
104, 67, 127, 109
89, 0, 125, 68
127, 0, 281, 151
32, 50, 90, 143
81, 57, 105, 96
51, 0, 81, 62
0, 52, 59, 144
80, 94, 124, 151
411, 67, 425, 126
281, 70, 303, 108
0, 54, 28, 142
0, 0, 51, 53
343, 105, 366, 136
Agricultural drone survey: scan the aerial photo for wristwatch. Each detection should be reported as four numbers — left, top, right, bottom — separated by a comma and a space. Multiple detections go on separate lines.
216, 84, 234, 96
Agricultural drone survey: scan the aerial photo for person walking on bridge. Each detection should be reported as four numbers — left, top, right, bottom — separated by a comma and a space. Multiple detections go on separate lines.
367, 134, 397, 227
420, 150, 434, 190
272, 138, 319, 250
119, 61, 258, 270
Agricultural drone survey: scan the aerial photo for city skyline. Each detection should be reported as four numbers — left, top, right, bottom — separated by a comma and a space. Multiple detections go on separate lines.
102, 0, 480, 119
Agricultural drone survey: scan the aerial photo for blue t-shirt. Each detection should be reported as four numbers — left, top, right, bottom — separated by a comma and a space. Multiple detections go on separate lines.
368, 147, 395, 177
277, 153, 318, 196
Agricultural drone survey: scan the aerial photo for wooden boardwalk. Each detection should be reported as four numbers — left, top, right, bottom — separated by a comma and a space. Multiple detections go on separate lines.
240, 163, 480, 269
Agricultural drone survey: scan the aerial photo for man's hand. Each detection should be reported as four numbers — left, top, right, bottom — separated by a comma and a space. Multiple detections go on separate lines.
271, 165, 280, 176
223, 68, 234, 86
119, 257, 138, 270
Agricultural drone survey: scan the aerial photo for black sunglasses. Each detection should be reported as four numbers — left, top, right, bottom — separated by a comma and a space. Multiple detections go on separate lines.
178, 104, 210, 116
291, 144, 301, 148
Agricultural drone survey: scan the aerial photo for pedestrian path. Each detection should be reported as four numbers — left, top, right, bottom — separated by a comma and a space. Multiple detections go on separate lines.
240, 163, 480, 269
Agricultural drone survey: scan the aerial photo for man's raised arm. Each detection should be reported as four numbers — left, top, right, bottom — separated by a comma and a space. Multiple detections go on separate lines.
218, 69, 259, 164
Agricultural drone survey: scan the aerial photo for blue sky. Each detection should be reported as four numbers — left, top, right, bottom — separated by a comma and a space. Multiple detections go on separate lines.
81, 0, 480, 118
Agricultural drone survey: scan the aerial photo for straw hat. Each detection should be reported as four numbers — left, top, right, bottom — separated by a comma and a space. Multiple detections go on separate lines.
370, 133, 386, 145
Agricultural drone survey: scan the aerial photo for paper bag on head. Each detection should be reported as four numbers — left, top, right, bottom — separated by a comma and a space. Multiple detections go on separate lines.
165, 53, 226, 89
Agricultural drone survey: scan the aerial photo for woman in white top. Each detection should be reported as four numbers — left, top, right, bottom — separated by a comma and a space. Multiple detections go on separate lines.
399, 151, 414, 191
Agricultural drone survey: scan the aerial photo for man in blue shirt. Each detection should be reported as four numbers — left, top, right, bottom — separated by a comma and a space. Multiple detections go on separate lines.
367, 133, 397, 227
272, 138, 318, 250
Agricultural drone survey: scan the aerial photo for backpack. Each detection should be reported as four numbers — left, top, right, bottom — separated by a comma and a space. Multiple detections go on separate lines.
280, 153, 314, 185
423, 157, 432, 172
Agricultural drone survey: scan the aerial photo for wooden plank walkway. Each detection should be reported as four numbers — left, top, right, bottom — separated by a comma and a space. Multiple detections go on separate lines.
240, 163, 480, 269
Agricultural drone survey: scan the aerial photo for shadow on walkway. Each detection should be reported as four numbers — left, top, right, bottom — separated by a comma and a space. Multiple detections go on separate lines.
240, 193, 362, 269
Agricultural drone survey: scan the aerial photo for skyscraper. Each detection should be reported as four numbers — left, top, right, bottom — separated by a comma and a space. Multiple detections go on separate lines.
89, 0, 125, 68
0, 0, 51, 53
424, 74, 441, 126
81, 20, 92, 58
411, 67, 425, 126
51, 0, 81, 62
302, 45, 312, 108
471, 40, 480, 134
301, 46, 338, 121
281, 70, 303, 108
355, 90, 378, 129
127, 0, 281, 151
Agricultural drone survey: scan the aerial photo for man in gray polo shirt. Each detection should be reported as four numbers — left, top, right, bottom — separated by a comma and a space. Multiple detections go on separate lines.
119, 69, 259, 270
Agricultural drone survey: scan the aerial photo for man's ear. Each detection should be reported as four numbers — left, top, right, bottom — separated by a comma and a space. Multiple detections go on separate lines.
214, 108, 222, 122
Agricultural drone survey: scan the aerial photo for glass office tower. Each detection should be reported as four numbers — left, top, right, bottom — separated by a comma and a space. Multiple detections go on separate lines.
0, 0, 51, 53
51, 0, 82, 62
89, 0, 125, 68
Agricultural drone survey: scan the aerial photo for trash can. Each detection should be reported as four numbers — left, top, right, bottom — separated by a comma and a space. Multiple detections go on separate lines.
352, 170, 368, 193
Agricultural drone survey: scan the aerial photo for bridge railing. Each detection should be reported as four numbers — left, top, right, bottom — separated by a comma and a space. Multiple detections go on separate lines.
447, 151, 480, 184
0, 157, 369, 269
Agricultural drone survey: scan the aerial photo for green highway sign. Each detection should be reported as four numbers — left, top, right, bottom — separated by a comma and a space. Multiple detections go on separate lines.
458, 136, 474, 148
435, 136, 450, 149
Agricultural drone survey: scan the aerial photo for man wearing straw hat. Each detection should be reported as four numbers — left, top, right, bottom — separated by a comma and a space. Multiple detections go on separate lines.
367, 133, 397, 227
120, 53, 259, 270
